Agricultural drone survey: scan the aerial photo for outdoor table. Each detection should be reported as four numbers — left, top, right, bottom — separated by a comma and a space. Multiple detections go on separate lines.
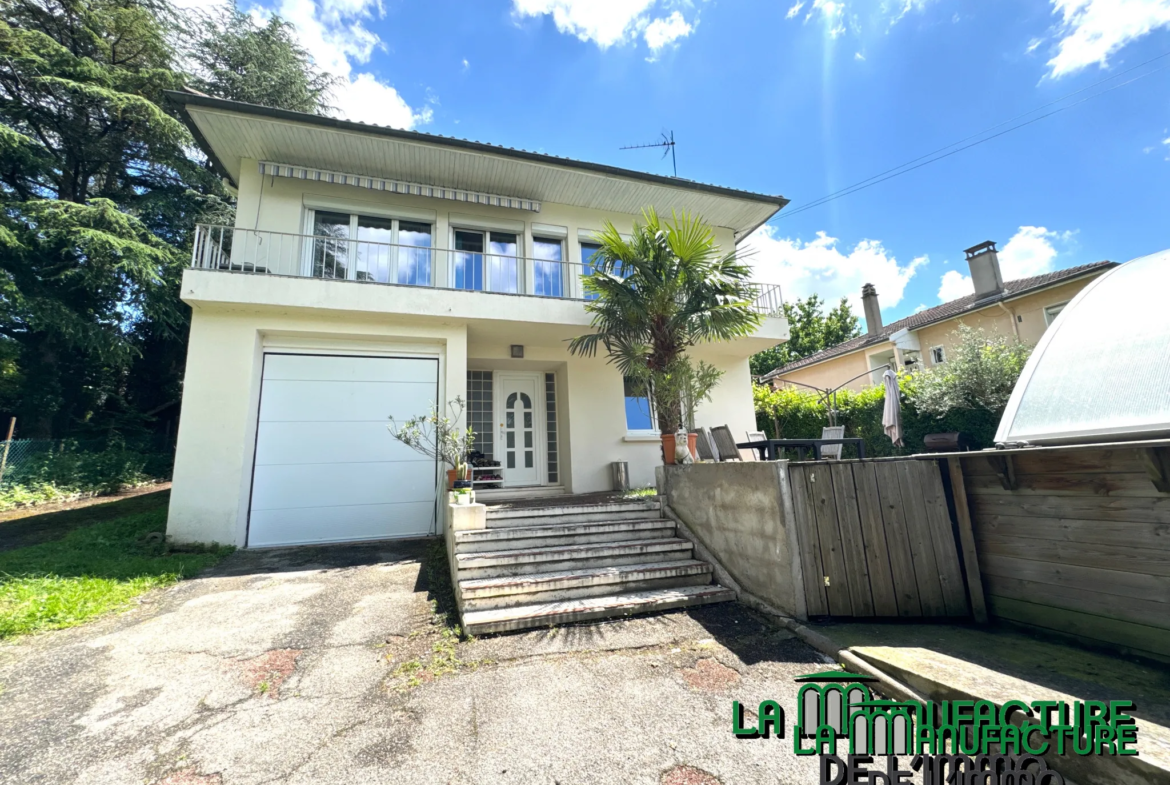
735, 438, 866, 461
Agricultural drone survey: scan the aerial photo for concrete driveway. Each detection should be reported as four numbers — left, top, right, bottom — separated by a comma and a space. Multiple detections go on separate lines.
0, 539, 832, 785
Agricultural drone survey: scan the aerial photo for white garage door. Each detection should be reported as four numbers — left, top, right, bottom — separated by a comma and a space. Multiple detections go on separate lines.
248, 353, 439, 547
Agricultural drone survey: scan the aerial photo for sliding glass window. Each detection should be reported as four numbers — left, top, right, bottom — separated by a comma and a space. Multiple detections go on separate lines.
454, 229, 518, 293
308, 210, 432, 285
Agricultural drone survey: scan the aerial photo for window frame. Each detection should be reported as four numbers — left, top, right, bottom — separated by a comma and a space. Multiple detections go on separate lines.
1043, 301, 1069, 326
623, 375, 657, 435
930, 345, 947, 365
303, 208, 433, 285
448, 225, 523, 293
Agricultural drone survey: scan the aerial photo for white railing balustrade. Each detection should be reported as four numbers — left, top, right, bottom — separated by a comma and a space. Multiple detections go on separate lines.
191, 224, 784, 313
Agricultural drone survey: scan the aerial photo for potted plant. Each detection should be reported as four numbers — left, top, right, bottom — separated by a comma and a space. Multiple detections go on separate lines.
388, 397, 476, 490
567, 209, 762, 463
629, 356, 723, 463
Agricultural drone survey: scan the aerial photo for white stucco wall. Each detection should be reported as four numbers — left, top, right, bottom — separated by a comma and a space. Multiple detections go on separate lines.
169, 166, 785, 546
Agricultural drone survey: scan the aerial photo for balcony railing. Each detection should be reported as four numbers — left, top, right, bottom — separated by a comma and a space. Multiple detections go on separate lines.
190, 224, 784, 315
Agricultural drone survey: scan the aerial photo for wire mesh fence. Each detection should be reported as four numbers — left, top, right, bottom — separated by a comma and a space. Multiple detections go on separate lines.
0, 436, 176, 489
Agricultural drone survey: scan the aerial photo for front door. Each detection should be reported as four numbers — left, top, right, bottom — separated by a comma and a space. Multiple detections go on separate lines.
496, 372, 544, 487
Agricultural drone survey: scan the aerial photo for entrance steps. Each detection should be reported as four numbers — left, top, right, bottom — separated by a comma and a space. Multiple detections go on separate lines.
451, 498, 734, 635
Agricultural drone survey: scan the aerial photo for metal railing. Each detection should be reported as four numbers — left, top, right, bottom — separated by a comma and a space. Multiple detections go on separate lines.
191, 224, 784, 313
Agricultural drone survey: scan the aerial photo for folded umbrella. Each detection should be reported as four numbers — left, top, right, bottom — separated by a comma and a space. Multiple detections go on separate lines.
882, 368, 903, 447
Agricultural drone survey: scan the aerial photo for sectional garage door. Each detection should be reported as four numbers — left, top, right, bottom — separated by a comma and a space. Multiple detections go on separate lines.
248, 353, 439, 547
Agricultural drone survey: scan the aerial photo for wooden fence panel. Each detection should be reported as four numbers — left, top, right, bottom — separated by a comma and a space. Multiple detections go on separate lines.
788, 458, 969, 619
872, 461, 924, 617
789, 466, 829, 616
805, 464, 854, 615
960, 444, 1170, 663
917, 460, 969, 616
852, 463, 900, 616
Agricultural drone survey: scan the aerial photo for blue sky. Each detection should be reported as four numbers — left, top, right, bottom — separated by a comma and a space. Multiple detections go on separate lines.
185, 0, 1170, 326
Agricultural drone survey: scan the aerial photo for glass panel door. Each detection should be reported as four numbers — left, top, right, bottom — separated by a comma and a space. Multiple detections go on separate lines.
454, 230, 484, 290
488, 232, 518, 293
355, 214, 393, 282
533, 237, 563, 297
397, 220, 432, 286
312, 211, 351, 279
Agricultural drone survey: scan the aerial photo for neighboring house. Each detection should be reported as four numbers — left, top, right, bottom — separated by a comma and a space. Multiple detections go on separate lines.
761, 241, 1116, 393
164, 91, 789, 548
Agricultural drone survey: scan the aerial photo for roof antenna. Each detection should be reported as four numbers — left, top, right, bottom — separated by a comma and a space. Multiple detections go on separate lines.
620, 130, 676, 177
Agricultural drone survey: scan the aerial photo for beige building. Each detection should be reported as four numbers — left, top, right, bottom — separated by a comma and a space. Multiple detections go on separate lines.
165, 90, 788, 548
761, 241, 1115, 393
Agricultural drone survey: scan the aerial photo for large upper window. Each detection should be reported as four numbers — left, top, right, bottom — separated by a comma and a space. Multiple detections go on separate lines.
533, 237, 564, 297
624, 376, 655, 432
454, 229, 518, 293
309, 210, 431, 285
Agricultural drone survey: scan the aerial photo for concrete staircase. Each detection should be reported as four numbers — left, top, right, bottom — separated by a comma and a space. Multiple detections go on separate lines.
449, 497, 734, 635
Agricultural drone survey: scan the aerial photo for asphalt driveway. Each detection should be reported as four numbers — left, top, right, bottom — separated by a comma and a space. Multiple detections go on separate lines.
0, 539, 832, 785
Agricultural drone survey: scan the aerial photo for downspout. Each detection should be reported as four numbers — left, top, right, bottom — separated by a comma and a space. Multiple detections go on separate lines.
996, 301, 1021, 341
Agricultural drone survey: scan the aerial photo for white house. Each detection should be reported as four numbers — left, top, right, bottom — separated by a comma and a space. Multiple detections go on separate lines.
166, 90, 789, 548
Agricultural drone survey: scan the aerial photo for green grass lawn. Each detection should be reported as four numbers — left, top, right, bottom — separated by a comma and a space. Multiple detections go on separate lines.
0, 500, 232, 639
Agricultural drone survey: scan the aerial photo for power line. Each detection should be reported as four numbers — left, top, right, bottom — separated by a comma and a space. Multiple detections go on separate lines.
777, 51, 1170, 220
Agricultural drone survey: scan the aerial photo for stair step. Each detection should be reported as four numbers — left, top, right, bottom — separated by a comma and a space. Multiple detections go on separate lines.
461, 585, 736, 635
454, 519, 676, 552
455, 538, 693, 579
485, 501, 660, 528
459, 560, 713, 610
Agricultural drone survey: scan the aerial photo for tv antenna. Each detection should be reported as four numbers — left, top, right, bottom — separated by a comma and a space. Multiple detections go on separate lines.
620, 130, 677, 177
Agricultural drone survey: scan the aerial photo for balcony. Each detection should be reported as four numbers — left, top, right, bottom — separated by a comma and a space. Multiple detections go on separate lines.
190, 224, 784, 315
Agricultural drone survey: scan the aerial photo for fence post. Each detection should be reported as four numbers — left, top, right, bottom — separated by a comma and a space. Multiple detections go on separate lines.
0, 416, 15, 486
947, 456, 988, 623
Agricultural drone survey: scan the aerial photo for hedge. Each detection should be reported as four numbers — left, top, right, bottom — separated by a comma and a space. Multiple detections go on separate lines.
753, 381, 1002, 458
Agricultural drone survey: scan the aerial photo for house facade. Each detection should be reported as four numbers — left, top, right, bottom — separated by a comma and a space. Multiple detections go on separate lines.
761, 242, 1115, 394
165, 91, 789, 548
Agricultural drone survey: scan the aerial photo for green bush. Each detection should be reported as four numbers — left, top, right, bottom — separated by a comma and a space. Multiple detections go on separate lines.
753, 379, 1002, 457
0, 442, 173, 510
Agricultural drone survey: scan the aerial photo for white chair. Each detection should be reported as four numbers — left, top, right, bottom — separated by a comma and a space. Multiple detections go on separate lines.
820, 425, 845, 460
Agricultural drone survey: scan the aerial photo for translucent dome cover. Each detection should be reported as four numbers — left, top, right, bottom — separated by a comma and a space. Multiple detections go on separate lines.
996, 249, 1170, 446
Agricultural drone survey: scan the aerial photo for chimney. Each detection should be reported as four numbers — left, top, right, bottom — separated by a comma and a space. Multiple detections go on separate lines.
861, 283, 882, 335
965, 240, 1004, 300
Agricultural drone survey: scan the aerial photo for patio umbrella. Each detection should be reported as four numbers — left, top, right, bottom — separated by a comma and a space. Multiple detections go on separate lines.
882, 368, 904, 447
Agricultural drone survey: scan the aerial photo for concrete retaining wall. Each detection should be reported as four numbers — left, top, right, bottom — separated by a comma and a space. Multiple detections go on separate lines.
659, 462, 805, 619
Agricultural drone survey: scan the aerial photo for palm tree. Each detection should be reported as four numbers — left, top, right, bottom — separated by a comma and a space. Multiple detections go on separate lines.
568, 209, 763, 434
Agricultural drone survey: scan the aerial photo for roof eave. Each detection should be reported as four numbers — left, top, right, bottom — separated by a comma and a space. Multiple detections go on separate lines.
165, 91, 789, 216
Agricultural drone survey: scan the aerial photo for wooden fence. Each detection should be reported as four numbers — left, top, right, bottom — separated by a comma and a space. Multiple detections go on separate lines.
956, 443, 1170, 663
788, 458, 970, 618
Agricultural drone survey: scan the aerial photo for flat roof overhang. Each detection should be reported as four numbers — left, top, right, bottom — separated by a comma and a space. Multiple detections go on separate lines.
167, 91, 788, 240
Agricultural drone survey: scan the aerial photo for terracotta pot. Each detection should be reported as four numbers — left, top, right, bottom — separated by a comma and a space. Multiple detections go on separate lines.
446, 467, 470, 488
661, 432, 698, 465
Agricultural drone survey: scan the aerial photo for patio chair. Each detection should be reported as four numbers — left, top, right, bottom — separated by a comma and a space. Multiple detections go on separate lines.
692, 428, 719, 462
746, 430, 767, 442
709, 425, 745, 462
820, 425, 845, 460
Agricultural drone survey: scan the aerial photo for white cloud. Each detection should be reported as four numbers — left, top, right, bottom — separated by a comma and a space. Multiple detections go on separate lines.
512, 0, 658, 48
854, 51, 866, 60
742, 226, 926, 325
462, 58, 470, 70
786, 0, 936, 36
937, 269, 973, 301
1026, 36, 1043, 54
644, 11, 693, 54
934, 225, 1070, 302
1164, 136, 1170, 159
256, 0, 429, 128
1046, 0, 1170, 78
